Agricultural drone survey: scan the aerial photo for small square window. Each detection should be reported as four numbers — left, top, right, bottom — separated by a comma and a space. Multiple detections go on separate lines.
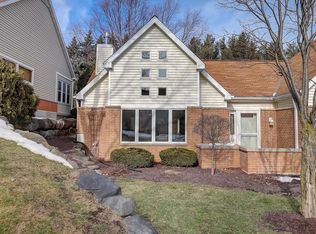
158, 88, 167, 96
141, 87, 150, 96
159, 51, 167, 60
142, 51, 150, 60
158, 69, 167, 78
141, 69, 150, 78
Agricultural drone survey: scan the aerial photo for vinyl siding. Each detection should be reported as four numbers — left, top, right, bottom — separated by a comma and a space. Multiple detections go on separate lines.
228, 102, 275, 110
309, 80, 316, 107
200, 75, 226, 107
84, 73, 109, 107
0, 0, 72, 115
109, 25, 199, 108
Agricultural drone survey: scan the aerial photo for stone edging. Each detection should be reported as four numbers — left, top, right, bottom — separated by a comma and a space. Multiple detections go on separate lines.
76, 170, 157, 234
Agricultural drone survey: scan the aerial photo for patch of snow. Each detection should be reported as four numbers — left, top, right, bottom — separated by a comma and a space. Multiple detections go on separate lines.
274, 176, 300, 183
0, 119, 73, 168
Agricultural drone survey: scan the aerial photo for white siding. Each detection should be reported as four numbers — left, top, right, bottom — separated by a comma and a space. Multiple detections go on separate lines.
200, 75, 226, 107
309, 81, 316, 107
84, 75, 109, 107
228, 102, 275, 110
109, 25, 199, 108
0, 0, 72, 115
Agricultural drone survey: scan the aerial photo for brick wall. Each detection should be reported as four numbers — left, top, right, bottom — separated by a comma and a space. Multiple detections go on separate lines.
261, 110, 278, 148
276, 108, 295, 148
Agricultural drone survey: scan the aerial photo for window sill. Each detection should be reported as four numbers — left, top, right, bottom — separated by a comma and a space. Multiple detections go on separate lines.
120, 142, 187, 146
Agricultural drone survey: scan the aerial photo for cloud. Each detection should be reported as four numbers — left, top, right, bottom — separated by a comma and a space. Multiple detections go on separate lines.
52, 0, 71, 34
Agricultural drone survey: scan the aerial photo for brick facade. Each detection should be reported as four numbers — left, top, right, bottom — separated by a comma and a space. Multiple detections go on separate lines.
77, 106, 301, 175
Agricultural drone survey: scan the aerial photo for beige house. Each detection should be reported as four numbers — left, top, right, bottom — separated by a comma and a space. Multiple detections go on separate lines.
0, 0, 75, 118
75, 17, 316, 175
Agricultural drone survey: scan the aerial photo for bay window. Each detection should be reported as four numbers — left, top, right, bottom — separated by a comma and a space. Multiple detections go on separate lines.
121, 109, 186, 143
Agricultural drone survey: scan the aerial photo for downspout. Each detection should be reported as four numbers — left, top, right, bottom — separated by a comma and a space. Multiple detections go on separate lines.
293, 99, 299, 149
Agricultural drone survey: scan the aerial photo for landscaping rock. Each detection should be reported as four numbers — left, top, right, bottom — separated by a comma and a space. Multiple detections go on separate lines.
123, 215, 157, 234
76, 170, 121, 201
15, 130, 52, 148
27, 118, 57, 131
38, 130, 60, 138
56, 118, 76, 130
103, 195, 135, 217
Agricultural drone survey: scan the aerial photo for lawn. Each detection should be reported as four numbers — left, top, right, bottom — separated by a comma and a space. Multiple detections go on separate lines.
0, 139, 123, 234
117, 178, 299, 234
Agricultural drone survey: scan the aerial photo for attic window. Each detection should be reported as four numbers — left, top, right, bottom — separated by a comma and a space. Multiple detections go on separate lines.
159, 51, 167, 60
158, 69, 167, 78
142, 51, 150, 60
141, 87, 150, 96
141, 69, 150, 78
158, 88, 167, 96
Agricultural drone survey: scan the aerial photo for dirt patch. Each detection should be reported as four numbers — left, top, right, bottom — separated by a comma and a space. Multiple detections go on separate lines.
263, 212, 316, 234
115, 164, 300, 196
47, 135, 78, 152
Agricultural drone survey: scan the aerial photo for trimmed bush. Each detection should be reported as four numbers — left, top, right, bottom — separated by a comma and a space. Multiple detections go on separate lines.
0, 59, 38, 127
160, 148, 197, 167
111, 148, 154, 168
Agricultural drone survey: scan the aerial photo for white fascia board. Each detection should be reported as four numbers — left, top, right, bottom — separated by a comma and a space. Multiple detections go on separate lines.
201, 70, 231, 100
230, 96, 274, 103
75, 70, 108, 100
105, 16, 205, 70
0, 0, 21, 7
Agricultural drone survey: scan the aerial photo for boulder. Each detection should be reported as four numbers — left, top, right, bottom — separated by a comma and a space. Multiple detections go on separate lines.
123, 215, 157, 234
27, 118, 57, 131
76, 170, 121, 202
103, 196, 135, 217
37, 130, 60, 138
56, 118, 76, 130
15, 130, 52, 149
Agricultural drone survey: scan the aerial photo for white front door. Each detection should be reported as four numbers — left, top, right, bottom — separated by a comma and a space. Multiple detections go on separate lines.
239, 112, 259, 149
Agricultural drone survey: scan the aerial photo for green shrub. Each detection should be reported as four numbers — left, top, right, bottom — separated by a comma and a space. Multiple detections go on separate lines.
0, 60, 38, 127
160, 148, 197, 167
111, 148, 154, 168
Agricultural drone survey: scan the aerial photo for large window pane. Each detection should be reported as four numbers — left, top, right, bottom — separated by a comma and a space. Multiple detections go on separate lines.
139, 110, 152, 142
155, 110, 169, 142
172, 110, 185, 142
241, 136, 257, 149
122, 110, 135, 142
240, 113, 257, 133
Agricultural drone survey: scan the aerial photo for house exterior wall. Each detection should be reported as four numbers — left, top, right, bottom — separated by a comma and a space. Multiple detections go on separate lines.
77, 106, 229, 162
109, 25, 200, 108
0, 0, 73, 117
261, 110, 278, 148
84, 72, 109, 107
276, 108, 295, 148
200, 75, 226, 107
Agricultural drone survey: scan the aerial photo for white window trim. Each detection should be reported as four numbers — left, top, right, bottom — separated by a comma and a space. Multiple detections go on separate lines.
158, 68, 168, 79
158, 87, 168, 97
0, 52, 34, 85
120, 108, 187, 145
235, 110, 261, 149
141, 51, 151, 60
141, 68, 151, 79
158, 50, 168, 61
56, 72, 72, 105
141, 87, 150, 96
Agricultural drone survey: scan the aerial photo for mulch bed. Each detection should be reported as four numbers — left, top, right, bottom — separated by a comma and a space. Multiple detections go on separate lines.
101, 163, 301, 196
263, 212, 316, 234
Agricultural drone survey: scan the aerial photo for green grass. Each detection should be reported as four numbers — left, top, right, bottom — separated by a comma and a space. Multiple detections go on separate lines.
117, 178, 299, 234
0, 139, 122, 234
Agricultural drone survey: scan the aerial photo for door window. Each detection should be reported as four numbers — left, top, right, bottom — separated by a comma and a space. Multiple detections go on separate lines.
240, 113, 258, 148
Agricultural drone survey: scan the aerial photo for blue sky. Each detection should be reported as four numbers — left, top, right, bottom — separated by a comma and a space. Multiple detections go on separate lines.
52, 0, 245, 44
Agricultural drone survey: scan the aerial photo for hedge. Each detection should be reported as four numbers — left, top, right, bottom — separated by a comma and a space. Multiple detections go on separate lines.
111, 148, 154, 168
160, 148, 197, 167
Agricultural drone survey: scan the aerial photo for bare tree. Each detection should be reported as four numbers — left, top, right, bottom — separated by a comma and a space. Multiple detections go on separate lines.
91, 0, 150, 49
220, 0, 316, 218
176, 10, 207, 45
152, 0, 179, 31
194, 115, 229, 175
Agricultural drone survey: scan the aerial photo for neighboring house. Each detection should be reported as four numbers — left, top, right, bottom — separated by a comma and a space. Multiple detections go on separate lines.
75, 16, 314, 175
0, 0, 75, 119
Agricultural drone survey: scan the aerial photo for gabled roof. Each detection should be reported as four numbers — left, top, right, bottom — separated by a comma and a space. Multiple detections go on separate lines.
105, 16, 205, 70
0, 0, 75, 78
